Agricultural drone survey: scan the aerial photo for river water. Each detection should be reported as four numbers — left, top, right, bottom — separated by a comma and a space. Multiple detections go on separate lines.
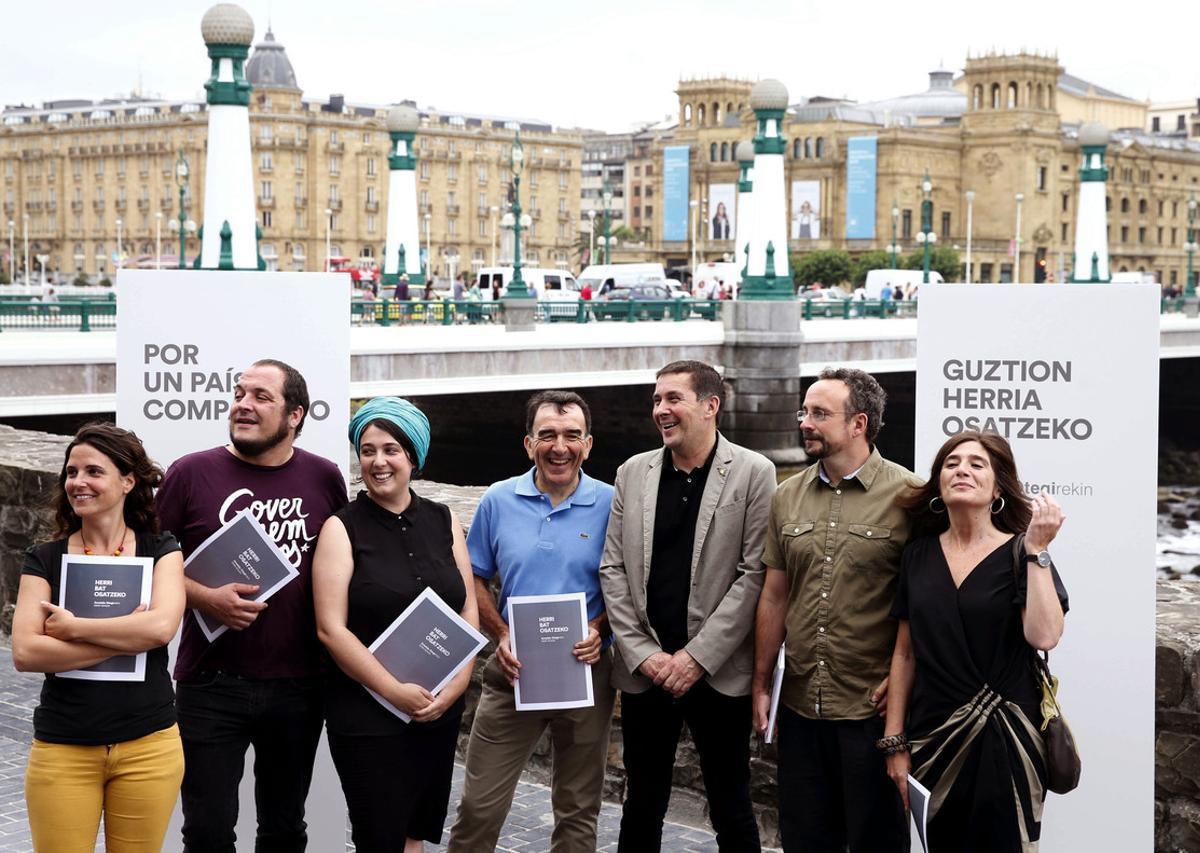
1159, 486, 1200, 579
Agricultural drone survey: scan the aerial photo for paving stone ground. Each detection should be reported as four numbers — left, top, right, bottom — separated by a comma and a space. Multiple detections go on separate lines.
0, 646, 734, 852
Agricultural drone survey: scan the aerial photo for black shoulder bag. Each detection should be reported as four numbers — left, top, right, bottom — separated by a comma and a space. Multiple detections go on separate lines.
1011, 533, 1082, 795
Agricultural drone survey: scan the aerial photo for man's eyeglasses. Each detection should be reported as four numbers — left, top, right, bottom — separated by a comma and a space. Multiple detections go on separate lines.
796, 408, 849, 423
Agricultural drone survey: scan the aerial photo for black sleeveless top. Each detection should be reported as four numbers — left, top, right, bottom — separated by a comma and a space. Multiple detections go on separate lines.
325, 490, 467, 736
21, 531, 180, 745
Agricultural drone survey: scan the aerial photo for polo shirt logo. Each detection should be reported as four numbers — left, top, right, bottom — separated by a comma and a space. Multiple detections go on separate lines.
579, 532, 590, 539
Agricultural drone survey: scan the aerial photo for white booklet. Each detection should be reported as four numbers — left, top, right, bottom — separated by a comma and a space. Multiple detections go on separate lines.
57, 554, 154, 682
508, 592, 594, 711
367, 587, 488, 723
182, 509, 299, 642
907, 773, 931, 852
764, 643, 786, 744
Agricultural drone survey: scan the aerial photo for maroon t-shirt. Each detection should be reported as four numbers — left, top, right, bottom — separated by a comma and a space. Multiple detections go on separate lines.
157, 445, 348, 681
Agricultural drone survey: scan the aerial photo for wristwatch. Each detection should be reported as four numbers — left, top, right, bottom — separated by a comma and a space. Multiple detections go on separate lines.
1024, 549, 1052, 568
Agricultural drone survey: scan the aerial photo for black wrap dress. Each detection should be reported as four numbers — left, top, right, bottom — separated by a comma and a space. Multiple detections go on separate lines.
891, 534, 1069, 852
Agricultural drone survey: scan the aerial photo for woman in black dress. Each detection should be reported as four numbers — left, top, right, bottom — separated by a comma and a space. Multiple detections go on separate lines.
883, 431, 1068, 852
314, 396, 479, 853
12, 422, 185, 852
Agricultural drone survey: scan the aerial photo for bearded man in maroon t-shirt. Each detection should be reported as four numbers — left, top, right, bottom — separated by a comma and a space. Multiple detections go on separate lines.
156, 358, 347, 853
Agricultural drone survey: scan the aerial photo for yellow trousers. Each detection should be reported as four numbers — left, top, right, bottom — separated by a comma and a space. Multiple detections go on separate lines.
25, 723, 184, 853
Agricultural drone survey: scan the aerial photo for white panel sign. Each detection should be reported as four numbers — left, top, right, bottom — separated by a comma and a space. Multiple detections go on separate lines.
116, 268, 350, 853
115, 269, 350, 478
916, 283, 1158, 851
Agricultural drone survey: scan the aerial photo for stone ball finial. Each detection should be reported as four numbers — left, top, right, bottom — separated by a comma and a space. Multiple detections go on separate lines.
735, 140, 755, 163
201, 4, 255, 46
750, 78, 789, 111
1078, 121, 1109, 147
387, 105, 420, 133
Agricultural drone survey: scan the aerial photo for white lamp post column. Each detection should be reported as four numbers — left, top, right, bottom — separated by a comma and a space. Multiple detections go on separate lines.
1013, 192, 1024, 283
324, 207, 332, 271
965, 190, 975, 283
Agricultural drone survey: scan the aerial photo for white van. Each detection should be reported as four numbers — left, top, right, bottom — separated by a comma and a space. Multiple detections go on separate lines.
864, 268, 943, 299
692, 261, 741, 298
577, 263, 667, 296
474, 267, 581, 301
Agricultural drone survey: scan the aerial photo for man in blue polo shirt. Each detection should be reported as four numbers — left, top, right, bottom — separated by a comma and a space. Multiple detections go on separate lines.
447, 390, 615, 853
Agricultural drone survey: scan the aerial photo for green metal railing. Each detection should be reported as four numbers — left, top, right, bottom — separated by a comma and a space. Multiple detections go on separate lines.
0, 299, 118, 331
0, 293, 1192, 332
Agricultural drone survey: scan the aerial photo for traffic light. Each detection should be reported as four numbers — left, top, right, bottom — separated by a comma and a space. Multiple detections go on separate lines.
1034, 249, 1048, 283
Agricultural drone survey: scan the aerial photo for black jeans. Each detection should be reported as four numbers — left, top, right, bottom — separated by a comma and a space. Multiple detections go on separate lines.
776, 707, 909, 853
176, 673, 324, 853
617, 683, 760, 853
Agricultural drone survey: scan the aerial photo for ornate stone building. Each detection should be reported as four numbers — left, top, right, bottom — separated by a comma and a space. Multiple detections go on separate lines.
646, 53, 1200, 286
0, 26, 582, 281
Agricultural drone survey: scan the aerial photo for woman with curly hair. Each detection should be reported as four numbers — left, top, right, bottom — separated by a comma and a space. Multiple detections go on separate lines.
883, 431, 1068, 852
12, 422, 186, 852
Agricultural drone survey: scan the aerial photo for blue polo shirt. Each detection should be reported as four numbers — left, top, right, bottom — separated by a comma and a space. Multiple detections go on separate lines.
468, 468, 614, 627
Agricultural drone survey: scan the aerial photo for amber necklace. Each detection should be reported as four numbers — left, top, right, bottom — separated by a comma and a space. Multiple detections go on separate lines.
81, 524, 127, 556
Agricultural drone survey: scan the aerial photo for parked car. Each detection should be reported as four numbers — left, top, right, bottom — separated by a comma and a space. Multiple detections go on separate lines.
595, 283, 678, 320
802, 287, 852, 317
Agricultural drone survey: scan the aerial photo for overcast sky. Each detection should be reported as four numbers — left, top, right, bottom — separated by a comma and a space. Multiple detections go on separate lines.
3, 0, 1193, 131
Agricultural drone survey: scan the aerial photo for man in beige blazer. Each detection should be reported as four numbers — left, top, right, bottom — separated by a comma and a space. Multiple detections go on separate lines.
600, 359, 776, 852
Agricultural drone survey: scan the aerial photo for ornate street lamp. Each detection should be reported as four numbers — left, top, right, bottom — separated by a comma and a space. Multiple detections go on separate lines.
587, 209, 596, 264
169, 151, 195, 269
887, 202, 901, 268
602, 182, 614, 265
505, 132, 531, 298
914, 170, 936, 284
1187, 193, 1198, 298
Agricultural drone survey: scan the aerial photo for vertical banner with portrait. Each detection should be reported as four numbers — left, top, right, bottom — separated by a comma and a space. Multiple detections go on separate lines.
790, 180, 822, 240
115, 268, 351, 853
845, 136, 878, 239
662, 145, 691, 242
708, 183, 736, 241
915, 283, 1159, 852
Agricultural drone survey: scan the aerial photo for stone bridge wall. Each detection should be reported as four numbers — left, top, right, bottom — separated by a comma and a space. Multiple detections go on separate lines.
1, 425, 1196, 849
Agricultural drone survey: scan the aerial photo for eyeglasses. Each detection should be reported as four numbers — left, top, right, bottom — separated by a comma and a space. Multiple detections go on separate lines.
796, 408, 849, 423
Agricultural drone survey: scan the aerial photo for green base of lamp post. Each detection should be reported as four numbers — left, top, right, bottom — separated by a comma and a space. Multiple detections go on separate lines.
739, 242, 795, 301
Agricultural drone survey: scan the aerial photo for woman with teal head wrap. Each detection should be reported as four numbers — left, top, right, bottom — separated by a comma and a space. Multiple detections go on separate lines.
313, 396, 480, 850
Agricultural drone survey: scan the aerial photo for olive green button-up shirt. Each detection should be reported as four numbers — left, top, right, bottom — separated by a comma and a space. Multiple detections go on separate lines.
762, 448, 917, 721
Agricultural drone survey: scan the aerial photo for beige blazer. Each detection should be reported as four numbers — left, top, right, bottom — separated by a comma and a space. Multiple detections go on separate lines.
599, 433, 776, 696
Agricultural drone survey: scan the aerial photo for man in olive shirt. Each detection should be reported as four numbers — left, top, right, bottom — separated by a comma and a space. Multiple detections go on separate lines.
752, 367, 915, 853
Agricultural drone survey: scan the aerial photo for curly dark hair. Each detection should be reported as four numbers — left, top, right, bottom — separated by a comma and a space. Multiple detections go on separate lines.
898, 430, 1032, 538
52, 422, 164, 537
816, 366, 887, 445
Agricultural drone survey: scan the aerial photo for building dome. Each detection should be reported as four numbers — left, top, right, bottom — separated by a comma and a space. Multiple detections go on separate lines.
201, 4, 254, 46
1078, 121, 1109, 147
735, 140, 755, 163
857, 69, 966, 121
387, 105, 420, 133
246, 28, 297, 89
750, 79, 789, 111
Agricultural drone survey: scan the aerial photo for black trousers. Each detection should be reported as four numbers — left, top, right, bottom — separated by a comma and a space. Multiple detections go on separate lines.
776, 707, 909, 853
617, 683, 760, 853
176, 673, 324, 853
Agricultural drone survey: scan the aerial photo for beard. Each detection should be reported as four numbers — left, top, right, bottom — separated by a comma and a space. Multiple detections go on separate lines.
802, 433, 832, 459
229, 416, 291, 458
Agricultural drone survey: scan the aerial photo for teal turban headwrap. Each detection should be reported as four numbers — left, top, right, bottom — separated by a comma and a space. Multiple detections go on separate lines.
349, 397, 431, 469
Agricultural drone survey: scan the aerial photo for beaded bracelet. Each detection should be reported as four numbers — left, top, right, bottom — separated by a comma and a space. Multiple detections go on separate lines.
875, 733, 910, 755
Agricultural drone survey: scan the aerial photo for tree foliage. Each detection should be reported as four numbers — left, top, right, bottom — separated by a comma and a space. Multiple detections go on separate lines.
851, 250, 895, 287
792, 249, 853, 289
900, 246, 961, 282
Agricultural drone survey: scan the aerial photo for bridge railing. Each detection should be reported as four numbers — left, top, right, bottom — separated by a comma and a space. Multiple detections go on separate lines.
0, 299, 117, 331
0, 295, 1190, 332
350, 298, 727, 325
